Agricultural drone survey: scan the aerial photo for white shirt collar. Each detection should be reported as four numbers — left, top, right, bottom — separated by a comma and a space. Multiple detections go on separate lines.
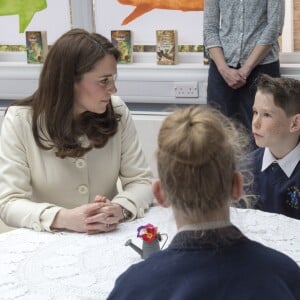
262, 143, 300, 177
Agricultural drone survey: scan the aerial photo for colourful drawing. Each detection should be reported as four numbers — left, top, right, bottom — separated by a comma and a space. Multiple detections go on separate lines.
117, 0, 204, 25
0, 0, 47, 33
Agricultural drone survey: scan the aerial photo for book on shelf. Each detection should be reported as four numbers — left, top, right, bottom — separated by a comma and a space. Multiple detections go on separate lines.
111, 30, 133, 64
156, 30, 178, 65
25, 31, 48, 64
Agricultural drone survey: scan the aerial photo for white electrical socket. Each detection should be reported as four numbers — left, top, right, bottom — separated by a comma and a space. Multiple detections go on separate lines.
174, 82, 199, 98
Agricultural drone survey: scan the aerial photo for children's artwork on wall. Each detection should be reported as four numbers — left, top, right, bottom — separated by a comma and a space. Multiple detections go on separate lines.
94, 0, 204, 46
117, 0, 204, 25
0, 0, 47, 33
0, 0, 71, 45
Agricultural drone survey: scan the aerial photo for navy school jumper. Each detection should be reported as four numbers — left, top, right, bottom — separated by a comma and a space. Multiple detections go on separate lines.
108, 227, 300, 300
243, 148, 300, 219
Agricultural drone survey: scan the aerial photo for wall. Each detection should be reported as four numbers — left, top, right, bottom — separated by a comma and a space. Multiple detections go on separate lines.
0, 52, 208, 104
133, 113, 166, 178
295, 0, 300, 50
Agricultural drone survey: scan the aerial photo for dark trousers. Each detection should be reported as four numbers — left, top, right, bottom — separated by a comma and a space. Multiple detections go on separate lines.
207, 60, 280, 133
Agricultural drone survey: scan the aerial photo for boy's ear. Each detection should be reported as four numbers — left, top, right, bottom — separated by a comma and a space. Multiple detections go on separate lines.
231, 171, 243, 202
290, 114, 300, 132
152, 179, 170, 208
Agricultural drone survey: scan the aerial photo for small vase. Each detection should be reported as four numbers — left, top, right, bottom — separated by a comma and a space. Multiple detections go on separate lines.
142, 238, 160, 259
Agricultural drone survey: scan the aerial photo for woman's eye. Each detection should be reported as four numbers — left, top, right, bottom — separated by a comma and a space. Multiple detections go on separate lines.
99, 78, 109, 85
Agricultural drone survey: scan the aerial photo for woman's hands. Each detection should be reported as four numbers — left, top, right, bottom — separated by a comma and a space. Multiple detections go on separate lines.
51, 195, 125, 234
219, 66, 246, 89
85, 195, 124, 234
208, 47, 247, 90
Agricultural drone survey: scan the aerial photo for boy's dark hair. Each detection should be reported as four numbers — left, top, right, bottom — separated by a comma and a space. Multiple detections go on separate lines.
256, 74, 300, 116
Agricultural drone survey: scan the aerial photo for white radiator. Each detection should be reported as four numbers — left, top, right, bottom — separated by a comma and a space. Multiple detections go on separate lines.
132, 113, 167, 178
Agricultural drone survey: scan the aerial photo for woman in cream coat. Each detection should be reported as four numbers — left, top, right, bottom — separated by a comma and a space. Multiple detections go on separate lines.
0, 29, 153, 233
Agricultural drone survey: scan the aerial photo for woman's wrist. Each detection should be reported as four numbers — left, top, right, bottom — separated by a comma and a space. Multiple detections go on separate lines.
51, 208, 67, 230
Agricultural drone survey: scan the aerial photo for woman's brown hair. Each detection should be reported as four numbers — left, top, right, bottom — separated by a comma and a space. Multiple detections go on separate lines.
13, 28, 121, 158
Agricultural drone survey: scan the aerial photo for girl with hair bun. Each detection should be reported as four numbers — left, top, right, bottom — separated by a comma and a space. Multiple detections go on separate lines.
108, 106, 300, 300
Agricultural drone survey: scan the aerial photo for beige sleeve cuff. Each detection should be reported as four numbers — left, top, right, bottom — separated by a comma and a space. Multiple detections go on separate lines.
40, 206, 63, 232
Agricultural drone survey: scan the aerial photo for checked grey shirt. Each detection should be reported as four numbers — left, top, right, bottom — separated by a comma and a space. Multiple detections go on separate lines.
203, 0, 285, 67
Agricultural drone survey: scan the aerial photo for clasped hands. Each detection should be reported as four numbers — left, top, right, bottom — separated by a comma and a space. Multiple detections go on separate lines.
220, 65, 251, 90
51, 195, 125, 234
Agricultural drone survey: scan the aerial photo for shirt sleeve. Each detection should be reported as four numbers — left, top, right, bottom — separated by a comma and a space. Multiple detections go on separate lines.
256, 0, 285, 45
203, 0, 222, 49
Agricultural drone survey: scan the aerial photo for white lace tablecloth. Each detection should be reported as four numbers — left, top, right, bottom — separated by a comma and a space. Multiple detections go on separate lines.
0, 206, 299, 300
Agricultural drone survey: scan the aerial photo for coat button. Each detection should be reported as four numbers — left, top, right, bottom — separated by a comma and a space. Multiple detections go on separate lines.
78, 184, 88, 194
32, 222, 42, 231
75, 159, 86, 168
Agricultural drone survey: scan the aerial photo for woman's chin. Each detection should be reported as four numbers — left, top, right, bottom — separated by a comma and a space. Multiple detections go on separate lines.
93, 104, 109, 114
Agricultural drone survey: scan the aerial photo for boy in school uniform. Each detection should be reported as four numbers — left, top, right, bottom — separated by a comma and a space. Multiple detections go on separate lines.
244, 74, 300, 219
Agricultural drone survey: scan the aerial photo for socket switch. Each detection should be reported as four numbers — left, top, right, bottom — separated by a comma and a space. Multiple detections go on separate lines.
174, 82, 199, 98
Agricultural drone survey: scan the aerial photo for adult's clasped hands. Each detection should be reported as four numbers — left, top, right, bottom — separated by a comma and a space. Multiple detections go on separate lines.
85, 195, 124, 234
220, 65, 251, 90
51, 195, 124, 234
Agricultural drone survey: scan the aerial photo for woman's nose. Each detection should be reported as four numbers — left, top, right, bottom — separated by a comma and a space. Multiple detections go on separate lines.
107, 82, 117, 94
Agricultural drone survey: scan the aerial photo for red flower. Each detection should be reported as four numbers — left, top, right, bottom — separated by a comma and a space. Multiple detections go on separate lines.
137, 223, 159, 243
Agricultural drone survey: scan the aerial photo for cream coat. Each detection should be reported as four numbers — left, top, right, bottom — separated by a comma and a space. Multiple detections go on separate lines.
0, 96, 153, 231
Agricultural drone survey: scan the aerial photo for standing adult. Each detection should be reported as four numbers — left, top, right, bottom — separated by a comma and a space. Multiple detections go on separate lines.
204, 0, 285, 134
